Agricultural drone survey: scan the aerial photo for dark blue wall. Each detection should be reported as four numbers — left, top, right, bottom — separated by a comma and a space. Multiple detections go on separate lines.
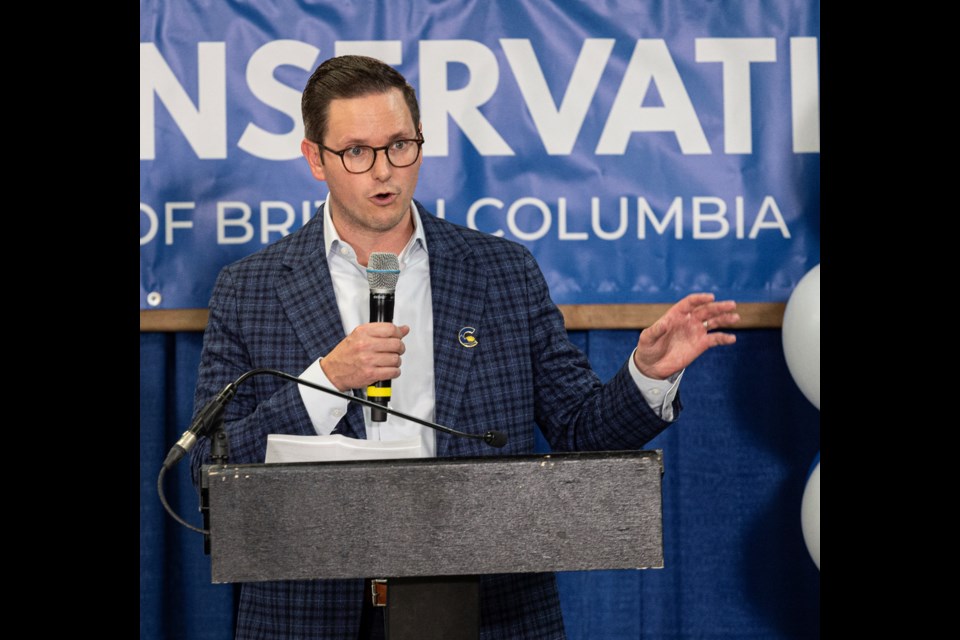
140, 329, 820, 639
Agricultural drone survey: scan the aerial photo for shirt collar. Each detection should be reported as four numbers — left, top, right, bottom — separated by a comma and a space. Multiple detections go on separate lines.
322, 197, 428, 266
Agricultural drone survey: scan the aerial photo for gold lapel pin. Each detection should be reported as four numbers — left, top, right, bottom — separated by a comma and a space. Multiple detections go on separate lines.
458, 327, 478, 348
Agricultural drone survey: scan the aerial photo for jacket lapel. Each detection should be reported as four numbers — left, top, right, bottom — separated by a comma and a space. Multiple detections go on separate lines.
275, 205, 366, 439
420, 211, 487, 456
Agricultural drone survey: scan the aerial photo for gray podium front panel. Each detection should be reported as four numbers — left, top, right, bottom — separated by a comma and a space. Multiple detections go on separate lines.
208, 450, 663, 583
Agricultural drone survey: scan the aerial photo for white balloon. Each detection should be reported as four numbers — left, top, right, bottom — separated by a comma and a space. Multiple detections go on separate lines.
801, 460, 820, 569
782, 264, 820, 409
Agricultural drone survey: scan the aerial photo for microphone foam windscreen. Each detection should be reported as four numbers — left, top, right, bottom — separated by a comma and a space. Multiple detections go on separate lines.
366, 252, 400, 291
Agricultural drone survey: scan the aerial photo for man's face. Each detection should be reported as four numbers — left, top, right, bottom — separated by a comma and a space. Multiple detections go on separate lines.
303, 88, 421, 239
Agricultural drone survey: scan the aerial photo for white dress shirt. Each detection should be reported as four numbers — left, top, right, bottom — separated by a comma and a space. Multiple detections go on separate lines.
298, 200, 682, 456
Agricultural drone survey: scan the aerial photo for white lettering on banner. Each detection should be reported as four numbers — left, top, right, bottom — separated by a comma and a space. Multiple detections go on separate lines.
165, 202, 195, 245
735, 197, 746, 238
466, 198, 505, 237
260, 201, 297, 243
508, 198, 552, 241
140, 43, 226, 160
460, 196, 791, 241
638, 198, 683, 239
140, 200, 325, 246
140, 196, 789, 246
693, 197, 729, 239
420, 40, 515, 156
592, 198, 630, 240
141, 37, 819, 159
501, 39, 615, 155
558, 198, 589, 240
237, 40, 320, 160
596, 40, 710, 155
140, 203, 159, 246
751, 196, 791, 238
695, 39, 777, 154
790, 38, 820, 153
218, 202, 254, 244
694, 196, 790, 239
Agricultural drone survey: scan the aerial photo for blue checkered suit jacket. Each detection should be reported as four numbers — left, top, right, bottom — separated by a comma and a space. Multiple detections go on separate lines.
191, 203, 676, 639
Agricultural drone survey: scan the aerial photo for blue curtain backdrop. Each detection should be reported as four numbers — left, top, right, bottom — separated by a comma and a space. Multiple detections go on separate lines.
140, 328, 820, 639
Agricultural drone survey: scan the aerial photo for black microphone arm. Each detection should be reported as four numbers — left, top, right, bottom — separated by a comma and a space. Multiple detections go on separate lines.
162, 367, 508, 472
255, 368, 509, 448
158, 367, 508, 536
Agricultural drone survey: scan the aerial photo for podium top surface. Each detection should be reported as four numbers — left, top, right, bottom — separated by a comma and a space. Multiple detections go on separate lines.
207, 450, 664, 582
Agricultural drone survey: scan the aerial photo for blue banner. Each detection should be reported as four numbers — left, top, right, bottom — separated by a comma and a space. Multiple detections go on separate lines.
140, 0, 820, 309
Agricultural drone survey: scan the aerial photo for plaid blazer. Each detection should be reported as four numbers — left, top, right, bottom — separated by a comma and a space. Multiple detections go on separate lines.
191, 203, 676, 639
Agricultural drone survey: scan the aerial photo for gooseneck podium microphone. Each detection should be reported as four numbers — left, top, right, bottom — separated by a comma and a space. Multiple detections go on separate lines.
165, 368, 508, 471
366, 252, 400, 422
158, 367, 509, 534
162, 383, 237, 471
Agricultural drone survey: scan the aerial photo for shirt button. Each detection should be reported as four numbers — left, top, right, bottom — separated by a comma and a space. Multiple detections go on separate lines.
648, 388, 661, 396
332, 408, 344, 417
339, 247, 349, 256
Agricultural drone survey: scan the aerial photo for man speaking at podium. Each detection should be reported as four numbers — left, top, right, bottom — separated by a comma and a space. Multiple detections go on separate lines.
191, 55, 738, 640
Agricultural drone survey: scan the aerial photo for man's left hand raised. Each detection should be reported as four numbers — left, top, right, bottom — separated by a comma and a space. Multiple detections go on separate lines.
634, 293, 740, 380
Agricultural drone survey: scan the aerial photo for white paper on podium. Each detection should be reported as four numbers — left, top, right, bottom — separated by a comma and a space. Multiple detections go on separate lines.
264, 434, 424, 463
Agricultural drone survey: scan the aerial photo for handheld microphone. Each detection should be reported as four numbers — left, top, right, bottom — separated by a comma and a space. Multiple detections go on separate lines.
367, 252, 400, 422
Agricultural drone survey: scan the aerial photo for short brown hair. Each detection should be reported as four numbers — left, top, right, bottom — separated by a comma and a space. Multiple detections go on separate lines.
302, 55, 420, 144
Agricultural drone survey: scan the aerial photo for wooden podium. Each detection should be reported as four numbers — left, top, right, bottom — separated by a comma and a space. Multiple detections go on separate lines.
205, 450, 664, 638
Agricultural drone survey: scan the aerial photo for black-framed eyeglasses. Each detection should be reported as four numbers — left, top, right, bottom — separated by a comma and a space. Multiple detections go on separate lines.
316, 138, 424, 174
